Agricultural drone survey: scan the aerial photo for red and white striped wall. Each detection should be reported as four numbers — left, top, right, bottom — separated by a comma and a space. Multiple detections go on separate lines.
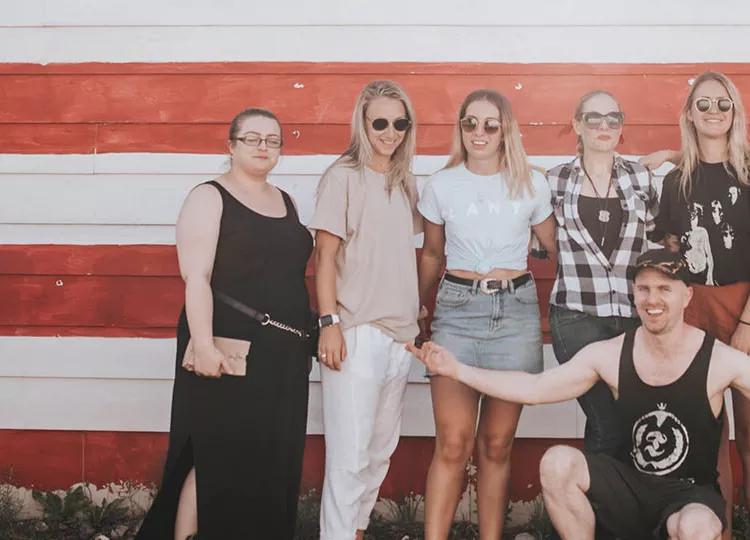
2, 1, 749, 499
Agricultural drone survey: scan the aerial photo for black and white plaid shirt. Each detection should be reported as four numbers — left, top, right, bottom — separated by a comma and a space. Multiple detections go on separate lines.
547, 155, 659, 318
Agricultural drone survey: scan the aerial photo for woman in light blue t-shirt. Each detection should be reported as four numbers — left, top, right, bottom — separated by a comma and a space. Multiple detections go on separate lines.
417, 89, 556, 538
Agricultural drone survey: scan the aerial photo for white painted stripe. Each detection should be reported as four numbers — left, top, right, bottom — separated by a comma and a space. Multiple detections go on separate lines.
0, 336, 581, 436
0, 153, 670, 244
5, 0, 749, 27
0, 224, 178, 245
0, 153, 672, 177
2, 25, 750, 63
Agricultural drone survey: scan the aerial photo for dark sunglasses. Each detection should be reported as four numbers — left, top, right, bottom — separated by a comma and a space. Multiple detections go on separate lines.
459, 116, 501, 134
694, 97, 734, 113
580, 111, 624, 129
369, 117, 411, 132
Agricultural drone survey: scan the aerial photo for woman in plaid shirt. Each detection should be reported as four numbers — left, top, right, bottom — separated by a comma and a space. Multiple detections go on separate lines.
547, 90, 659, 457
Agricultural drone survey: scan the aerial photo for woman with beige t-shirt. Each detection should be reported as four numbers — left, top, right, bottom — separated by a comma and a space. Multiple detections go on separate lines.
310, 80, 422, 540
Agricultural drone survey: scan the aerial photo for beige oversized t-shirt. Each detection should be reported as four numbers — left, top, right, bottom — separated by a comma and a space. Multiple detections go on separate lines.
309, 163, 421, 343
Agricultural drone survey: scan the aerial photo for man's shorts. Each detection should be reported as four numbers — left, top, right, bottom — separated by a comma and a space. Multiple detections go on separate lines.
585, 452, 726, 539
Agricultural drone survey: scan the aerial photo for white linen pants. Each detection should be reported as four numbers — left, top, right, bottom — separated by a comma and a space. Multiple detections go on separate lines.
319, 324, 412, 539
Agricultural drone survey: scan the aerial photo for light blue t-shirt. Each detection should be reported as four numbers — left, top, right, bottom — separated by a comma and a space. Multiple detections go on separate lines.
418, 163, 553, 273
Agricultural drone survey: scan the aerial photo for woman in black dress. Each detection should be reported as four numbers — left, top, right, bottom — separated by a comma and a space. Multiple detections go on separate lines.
136, 108, 313, 540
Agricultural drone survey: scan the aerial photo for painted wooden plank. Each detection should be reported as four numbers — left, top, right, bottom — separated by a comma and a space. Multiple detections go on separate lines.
0, 124, 97, 153
20, 0, 750, 27
3, 62, 750, 77
0, 275, 185, 328
0, 152, 670, 176
2, 73, 741, 124
2, 26, 750, 63
0, 344, 577, 436
0, 224, 177, 245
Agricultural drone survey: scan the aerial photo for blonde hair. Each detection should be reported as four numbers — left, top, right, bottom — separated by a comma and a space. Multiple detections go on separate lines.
325, 80, 416, 197
677, 71, 750, 198
445, 89, 533, 199
573, 90, 621, 156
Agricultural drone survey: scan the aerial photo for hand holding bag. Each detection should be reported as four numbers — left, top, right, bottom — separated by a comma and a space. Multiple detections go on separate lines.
181, 337, 251, 376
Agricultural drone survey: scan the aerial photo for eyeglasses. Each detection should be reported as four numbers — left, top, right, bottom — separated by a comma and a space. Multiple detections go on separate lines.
232, 134, 283, 149
459, 116, 502, 134
694, 97, 734, 113
368, 117, 411, 132
579, 111, 624, 130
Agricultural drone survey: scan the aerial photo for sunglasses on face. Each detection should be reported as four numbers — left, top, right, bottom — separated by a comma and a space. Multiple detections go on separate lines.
459, 116, 502, 134
694, 97, 734, 113
369, 117, 411, 132
232, 133, 283, 149
579, 111, 624, 130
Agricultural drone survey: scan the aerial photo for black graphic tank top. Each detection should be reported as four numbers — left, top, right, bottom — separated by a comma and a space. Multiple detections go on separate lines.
616, 329, 721, 485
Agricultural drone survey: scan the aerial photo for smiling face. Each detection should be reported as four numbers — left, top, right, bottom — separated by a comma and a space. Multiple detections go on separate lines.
365, 96, 408, 162
574, 93, 622, 154
461, 99, 503, 163
634, 269, 692, 335
229, 115, 282, 177
687, 79, 734, 141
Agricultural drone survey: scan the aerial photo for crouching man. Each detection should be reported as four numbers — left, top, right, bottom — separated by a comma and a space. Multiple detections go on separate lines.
408, 249, 749, 540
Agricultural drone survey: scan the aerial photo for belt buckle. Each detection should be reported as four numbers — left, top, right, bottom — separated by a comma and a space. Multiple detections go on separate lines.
479, 278, 501, 295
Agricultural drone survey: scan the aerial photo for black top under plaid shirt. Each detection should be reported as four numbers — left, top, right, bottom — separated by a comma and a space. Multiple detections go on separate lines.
547, 155, 659, 318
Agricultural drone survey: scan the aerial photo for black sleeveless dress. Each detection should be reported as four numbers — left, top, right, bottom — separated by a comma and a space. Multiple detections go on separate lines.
137, 181, 313, 540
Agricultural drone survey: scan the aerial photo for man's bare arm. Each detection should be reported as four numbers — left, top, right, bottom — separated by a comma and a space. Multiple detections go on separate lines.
407, 340, 608, 405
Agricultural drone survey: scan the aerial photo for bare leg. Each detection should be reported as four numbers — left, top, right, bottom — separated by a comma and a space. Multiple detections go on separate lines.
717, 405, 733, 540
355, 529, 364, 540
475, 397, 522, 539
174, 467, 198, 540
424, 375, 480, 540
733, 388, 750, 508
664, 503, 722, 540
539, 446, 595, 540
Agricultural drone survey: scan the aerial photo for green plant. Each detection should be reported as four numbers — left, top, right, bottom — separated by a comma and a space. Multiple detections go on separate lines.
33, 484, 90, 535
294, 489, 321, 540
0, 482, 24, 538
525, 496, 553, 540
733, 504, 750, 540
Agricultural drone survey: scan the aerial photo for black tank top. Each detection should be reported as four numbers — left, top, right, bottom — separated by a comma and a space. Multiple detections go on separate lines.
616, 329, 722, 486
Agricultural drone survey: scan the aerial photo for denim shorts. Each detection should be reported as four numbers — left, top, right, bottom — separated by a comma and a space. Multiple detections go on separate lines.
429, 275, 543, 374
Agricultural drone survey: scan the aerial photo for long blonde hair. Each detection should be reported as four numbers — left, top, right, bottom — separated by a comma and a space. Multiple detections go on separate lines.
327, 80, 416, 196
445, 89, 533, 199
677, 71, 750, 198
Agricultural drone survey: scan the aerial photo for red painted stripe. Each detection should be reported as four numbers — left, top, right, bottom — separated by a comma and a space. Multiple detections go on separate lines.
0, 123, 681, 155
3, 73, 748, 126
0, 246, 555, 338
2, 62, 750, 76
2, 429, 744, 501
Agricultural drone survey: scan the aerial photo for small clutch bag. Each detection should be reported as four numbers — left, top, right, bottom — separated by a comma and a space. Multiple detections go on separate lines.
181, 337, 251, 376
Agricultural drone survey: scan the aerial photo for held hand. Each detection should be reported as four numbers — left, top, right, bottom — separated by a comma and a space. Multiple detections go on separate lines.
405, 340, 459, 379
318, 325, 347, 371
731, 324, 750, 355
638, 149, 677, 171
193, 344, 226, 378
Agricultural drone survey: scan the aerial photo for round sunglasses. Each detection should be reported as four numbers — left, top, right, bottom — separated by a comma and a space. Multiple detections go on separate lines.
369, 117, 411, 132
694, 97, 734, 113
460, 116, 502, 134
579, 111, 624, 130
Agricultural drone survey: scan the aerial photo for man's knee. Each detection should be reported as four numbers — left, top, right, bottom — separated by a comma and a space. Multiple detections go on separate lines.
539, 445, 587, 491
668, 504, 722, 540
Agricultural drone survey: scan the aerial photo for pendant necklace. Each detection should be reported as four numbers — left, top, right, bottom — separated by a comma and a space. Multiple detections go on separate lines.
581, 161, 613, 247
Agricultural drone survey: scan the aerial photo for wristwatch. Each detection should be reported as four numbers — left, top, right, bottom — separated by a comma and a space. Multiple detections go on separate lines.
318, 314, 341, 328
